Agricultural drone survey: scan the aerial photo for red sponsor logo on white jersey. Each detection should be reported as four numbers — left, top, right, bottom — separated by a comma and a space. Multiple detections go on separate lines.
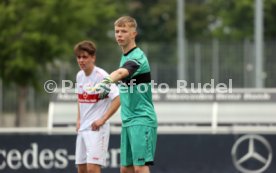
78, 93, 100, 103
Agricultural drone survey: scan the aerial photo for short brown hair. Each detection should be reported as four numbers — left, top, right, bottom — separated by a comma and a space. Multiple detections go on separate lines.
114, 16, 137, 30
74, 40, 96, 56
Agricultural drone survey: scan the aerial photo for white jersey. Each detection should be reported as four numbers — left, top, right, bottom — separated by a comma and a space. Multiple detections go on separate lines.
76, 66, 119, 131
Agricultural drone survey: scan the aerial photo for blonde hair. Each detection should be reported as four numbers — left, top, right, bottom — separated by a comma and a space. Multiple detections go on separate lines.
114, 16, 137, 30
74, 40, 96, 56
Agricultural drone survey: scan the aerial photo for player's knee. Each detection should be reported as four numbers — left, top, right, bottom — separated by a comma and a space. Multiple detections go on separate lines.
87, 164, 100, 173
134, 166, 150, 173
120, 167, 128, 173
120, 167, 125, 173
87, 168, 98, 173
77, 164, 87, 173
120, 166, 134, 173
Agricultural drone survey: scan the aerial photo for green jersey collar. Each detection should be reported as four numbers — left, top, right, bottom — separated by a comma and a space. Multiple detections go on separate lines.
124, 46, 138, 56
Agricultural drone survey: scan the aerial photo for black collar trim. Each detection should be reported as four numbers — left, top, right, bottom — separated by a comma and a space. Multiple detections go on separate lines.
124, 47, 137, 56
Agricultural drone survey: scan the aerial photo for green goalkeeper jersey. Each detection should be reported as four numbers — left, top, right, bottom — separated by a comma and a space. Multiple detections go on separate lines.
119, 47, 157, 127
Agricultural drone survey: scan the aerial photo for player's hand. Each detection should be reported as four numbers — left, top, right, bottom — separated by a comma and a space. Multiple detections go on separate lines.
102, 76, 113, 84
95, 83, 111, 99
91, 118, 105, 131
94, 76, 113, 99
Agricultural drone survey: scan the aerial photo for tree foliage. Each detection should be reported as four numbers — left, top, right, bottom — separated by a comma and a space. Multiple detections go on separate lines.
119, 0, 276, 41
0, 0, 118, 87
207, 0, 276, 40
0, 0, 118, 126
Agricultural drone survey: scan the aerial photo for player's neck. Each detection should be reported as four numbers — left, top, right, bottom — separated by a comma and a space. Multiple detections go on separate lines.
84, 65, 94, 76
121, 42, 136, 54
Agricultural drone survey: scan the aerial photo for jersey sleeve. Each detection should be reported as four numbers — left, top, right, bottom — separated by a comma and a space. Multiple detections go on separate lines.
121, 59, 140, 77
108, 83, 119, 100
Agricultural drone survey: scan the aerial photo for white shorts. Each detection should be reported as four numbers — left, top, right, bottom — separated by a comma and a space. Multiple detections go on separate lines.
75, 123, 110, 166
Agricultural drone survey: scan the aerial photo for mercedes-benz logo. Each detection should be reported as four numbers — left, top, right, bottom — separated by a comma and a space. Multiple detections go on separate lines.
231, 134, 273, 173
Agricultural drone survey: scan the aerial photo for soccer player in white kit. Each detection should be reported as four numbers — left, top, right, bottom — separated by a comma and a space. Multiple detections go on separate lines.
74, 40, 120, 173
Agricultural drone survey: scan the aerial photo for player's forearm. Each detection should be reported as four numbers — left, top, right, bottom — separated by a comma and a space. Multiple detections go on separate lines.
76, 102, 81, 131
109, 68, 129, 83
102, 96, 120, 122
77, 102, 80, 122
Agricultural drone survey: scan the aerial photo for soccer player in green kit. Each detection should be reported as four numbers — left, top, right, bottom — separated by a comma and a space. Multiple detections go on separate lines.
93, 16, 157, 173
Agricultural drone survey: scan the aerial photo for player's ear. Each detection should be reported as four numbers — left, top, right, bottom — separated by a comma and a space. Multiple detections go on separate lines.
91, 55, 96, 63
132, 31, 137, 38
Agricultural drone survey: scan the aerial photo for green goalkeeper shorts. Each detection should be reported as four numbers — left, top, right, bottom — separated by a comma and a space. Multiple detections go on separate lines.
120, 125, 157, 166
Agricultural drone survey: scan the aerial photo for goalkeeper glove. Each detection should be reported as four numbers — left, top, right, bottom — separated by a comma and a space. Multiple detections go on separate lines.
94, 76, 113, 99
